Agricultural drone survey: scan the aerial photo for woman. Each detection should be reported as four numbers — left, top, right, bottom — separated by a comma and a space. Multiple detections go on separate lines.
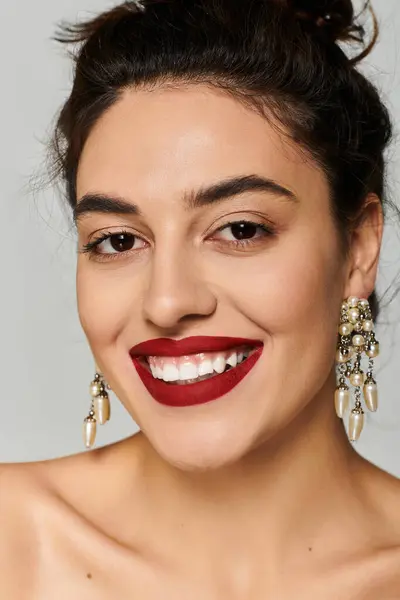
1, 0, 399, 597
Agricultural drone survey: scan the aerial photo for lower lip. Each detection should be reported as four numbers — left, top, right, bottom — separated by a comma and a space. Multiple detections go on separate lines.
131, 347, 263, 407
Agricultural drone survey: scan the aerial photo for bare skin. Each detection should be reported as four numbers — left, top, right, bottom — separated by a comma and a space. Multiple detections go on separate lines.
1, 85, 399, 598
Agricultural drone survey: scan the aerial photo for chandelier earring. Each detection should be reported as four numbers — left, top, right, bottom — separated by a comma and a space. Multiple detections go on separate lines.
335, 296, 379, 442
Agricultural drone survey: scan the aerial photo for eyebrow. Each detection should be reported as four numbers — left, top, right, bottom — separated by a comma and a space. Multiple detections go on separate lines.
73, 174, 297, 223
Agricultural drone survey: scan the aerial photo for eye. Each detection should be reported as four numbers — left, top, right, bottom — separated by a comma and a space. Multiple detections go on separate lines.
97, 233, 139, 254
82, 231, 147, 256
212, 220, 273, 243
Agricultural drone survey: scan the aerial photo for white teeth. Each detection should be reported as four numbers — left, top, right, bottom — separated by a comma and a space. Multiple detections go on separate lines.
198, 359, 214, 377
147, 347, 252, 383
163, 364, 180, 382
226, 352, 238, 368
179, 363, 198, 381
212, 354, 227, 374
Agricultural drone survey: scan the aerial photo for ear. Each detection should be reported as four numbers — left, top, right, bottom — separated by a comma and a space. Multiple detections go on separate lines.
344, 194, 383, 300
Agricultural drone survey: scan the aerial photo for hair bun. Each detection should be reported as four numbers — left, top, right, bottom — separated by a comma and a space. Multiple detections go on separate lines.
288, 0, 368, 46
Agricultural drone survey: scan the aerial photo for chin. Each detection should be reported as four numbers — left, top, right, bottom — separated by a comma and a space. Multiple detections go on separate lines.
141, 421, 256, 473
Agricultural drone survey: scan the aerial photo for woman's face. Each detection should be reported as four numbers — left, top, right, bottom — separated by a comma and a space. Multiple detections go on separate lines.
76, 85, 354, 469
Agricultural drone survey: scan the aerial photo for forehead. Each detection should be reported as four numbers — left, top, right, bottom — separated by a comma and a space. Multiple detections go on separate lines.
76, 84, 328, 203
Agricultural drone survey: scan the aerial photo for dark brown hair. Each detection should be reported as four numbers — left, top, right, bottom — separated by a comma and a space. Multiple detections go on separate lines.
51, 0, 394, 318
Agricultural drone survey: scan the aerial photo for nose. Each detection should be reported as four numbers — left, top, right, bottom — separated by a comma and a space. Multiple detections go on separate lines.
142, 246, 217, 330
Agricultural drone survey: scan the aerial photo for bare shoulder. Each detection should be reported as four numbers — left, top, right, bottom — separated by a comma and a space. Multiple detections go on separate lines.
0, 438, 130, 519
0, 448, 97, 511
358, 460, 400, 594
0, 434, 141, 560
0, 461, 50, 597
0, 442, 128, 597
0, 459, 47, 532
364, 460, 400, 533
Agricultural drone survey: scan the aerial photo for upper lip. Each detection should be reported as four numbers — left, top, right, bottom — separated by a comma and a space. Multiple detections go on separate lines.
129, 336, 263, 357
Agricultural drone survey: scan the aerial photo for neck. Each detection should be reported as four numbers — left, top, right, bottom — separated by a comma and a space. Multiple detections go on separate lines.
128, 379, 368, 577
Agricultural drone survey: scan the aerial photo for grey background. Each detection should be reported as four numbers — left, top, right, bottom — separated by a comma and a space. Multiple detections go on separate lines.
0, 1, 399, 474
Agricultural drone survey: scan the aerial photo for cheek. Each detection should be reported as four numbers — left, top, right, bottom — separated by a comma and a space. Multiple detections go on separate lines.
210, 225, 344, 352
76, 260, 138, 347
217, 227, 344, 429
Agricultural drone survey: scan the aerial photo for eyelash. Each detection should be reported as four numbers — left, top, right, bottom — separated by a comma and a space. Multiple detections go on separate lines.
80, 220, 276, 261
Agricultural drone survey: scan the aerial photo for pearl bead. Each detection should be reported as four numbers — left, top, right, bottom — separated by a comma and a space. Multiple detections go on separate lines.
341, 301, 349, 311
366, 343, 380, 358
90, 381, 102, 397
349, 410, 364, 442
348, 296, 359, 308
352, 334, 365, 347
359, 298, 369, 308
339, 323, 353, 336
362, 320, 374, 332
350, 371, 364, 387
348, 308, 360, 323
94, 394, 111, 425
83, 417, 97, 449
364, 381, 378, 412
334, 387, 350, 418
336, 348, 353, 363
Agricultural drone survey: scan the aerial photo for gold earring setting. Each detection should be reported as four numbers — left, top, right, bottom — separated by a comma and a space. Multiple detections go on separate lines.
335, 296, 379, 442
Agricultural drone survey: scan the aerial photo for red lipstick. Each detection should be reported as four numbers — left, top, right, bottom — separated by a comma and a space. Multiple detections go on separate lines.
129, 336, 263, 407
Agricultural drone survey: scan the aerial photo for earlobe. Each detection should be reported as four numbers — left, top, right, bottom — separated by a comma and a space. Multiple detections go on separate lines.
343, 194, 383, 300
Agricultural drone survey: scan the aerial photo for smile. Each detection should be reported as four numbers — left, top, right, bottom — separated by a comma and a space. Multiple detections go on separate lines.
129, 337, 263, 407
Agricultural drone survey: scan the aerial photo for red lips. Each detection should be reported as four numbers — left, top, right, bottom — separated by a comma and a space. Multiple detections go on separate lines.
129, 336, 263, 357
129, 336, 264, 407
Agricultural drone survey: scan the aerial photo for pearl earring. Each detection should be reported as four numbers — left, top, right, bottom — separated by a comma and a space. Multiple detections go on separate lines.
335, 296, 379, 442
83, 368, 111, 449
